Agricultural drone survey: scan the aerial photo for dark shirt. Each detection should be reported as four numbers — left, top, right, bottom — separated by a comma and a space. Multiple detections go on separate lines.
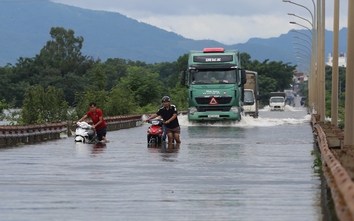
156, 104, 179, 129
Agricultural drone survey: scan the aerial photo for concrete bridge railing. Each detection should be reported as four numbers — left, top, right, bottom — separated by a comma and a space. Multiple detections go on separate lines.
312, 114, 354, 220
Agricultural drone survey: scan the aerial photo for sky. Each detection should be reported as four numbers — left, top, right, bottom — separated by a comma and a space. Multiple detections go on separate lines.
49, 0, 349, 45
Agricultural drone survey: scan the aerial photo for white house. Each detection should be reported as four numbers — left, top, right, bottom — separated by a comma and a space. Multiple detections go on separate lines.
326, 52, 347, 67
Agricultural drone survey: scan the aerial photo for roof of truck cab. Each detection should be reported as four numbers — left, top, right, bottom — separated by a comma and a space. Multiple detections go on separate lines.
189, 49, 239, 55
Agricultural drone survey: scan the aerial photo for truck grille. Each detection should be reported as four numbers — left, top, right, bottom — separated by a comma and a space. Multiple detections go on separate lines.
195, 97, 232, 104
196, 106, 231, 112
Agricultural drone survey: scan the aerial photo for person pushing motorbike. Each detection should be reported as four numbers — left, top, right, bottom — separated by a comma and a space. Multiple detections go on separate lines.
74, 102, 108, 143
144, 96, 181, 144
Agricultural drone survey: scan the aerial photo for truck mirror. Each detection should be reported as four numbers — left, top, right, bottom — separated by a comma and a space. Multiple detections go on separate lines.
180, 71, 186, 86
241, 70, 247, 85
256, 94, 261, 100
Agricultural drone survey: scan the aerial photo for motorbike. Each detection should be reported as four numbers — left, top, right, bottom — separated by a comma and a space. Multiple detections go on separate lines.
147, 119, 165, 145
146, 119, 177, 146
74, 121, 98, 144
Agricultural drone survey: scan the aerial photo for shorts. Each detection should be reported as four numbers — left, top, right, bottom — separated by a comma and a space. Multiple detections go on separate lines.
96, 126, 107, 141
165, 126, 180, 134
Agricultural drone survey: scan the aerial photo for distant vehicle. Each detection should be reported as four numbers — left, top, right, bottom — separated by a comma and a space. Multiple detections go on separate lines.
285, 93, 294, 106
300, 97, 307, 106
269, 92, 286, 111
243, 71, 260, 118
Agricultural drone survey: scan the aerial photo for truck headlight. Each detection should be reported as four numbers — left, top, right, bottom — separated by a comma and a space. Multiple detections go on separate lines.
230, 107, 239, 114
189, 107, 197, 114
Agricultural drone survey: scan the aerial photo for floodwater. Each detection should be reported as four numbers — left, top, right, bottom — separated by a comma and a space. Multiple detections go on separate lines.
0, 106, 328, 221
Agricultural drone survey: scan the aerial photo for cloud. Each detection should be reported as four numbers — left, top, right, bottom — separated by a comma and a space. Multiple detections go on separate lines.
131, 13, 291, 45
51, 0, 349, 44
52, 0, 285, 16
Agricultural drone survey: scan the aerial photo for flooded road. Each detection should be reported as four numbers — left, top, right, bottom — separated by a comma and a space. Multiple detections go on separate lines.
0, 106, 326, 221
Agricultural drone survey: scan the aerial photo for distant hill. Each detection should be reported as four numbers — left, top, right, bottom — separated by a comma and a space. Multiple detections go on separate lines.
0, 1, 348, 66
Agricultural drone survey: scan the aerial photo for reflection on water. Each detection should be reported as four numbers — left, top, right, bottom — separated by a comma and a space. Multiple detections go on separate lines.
75, 142, 107, 157
147, 143, 180, 162
91, 143, 107, 155
187, 126, 246, 139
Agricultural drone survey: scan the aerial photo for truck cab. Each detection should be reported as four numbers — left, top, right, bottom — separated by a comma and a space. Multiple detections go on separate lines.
269, 92, 286, 111
243, 89, 256, 115
243, 71, 259, 118
180, 48, 246, 121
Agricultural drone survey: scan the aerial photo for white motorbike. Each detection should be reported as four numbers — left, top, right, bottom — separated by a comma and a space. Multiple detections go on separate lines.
74, 122, 98, 143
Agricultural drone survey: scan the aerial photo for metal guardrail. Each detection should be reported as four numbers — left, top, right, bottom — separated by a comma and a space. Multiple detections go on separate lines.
312, 115, 354, 220
0, 122, 67, 147
0, 114, 144, 147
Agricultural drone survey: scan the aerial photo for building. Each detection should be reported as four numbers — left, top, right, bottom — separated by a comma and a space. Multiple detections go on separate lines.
293, 72, 307, 83
292, 72, 307, 95
326, 52, 347, 67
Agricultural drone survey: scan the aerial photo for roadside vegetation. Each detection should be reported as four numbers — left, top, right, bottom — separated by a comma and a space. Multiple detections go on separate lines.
324, 66, 346, 128
0, 27, 302, 124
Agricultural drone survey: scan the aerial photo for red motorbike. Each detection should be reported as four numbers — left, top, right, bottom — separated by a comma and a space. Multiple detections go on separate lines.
147, 119, 165, 145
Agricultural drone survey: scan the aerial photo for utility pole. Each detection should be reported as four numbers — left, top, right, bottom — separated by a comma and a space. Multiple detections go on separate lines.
283, 0, 316, 111
344, 0, 354, 147
331, 0, 339, 126
317, 0, 325, 122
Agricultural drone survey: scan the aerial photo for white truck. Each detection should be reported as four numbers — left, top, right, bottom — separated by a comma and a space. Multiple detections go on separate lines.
243, 71, 259, 118
269, 92, 286, 111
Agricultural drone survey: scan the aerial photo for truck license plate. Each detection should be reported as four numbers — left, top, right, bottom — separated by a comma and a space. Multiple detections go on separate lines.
208, 115, 219, 118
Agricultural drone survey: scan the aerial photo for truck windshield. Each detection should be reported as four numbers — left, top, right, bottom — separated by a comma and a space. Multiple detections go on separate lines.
190, 70, 236, 84
270, 97, 284, 103
244, 91, 254, 103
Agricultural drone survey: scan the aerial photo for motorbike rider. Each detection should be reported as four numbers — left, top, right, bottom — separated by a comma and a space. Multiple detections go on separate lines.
144, 96, 181, 144
74, 102, 108, 143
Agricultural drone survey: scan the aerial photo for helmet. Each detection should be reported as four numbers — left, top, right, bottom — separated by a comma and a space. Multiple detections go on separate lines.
161, 96, 170, 102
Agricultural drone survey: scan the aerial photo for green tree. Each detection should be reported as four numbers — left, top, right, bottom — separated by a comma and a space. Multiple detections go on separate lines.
37, 27, 92, 77
168, 84, 188, 111
21, 85, 69, 124
324, 65, 346, 123
258, 75, 278, 104
72, 91, 89, 119
92, 65, 107, 90
0, 66, 15, 104
43, 86, 70, 122
163, 54, 189, 110
240, 53, 253, 69
101, 59, 128, 90
73, 89, 107, 119
175, 54, 188, 72
7, 27, 98, 107
31, 27, 97, 105
21, 85, 44, 124
105, 87, 136, 115
119, 66, 164, 107
0, 99, 9, 120
241, 53, 296, 104
72, 64, 109, 119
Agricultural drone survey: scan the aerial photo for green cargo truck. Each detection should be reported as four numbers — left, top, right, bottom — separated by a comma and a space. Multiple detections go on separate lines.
180, 48, 246, 121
